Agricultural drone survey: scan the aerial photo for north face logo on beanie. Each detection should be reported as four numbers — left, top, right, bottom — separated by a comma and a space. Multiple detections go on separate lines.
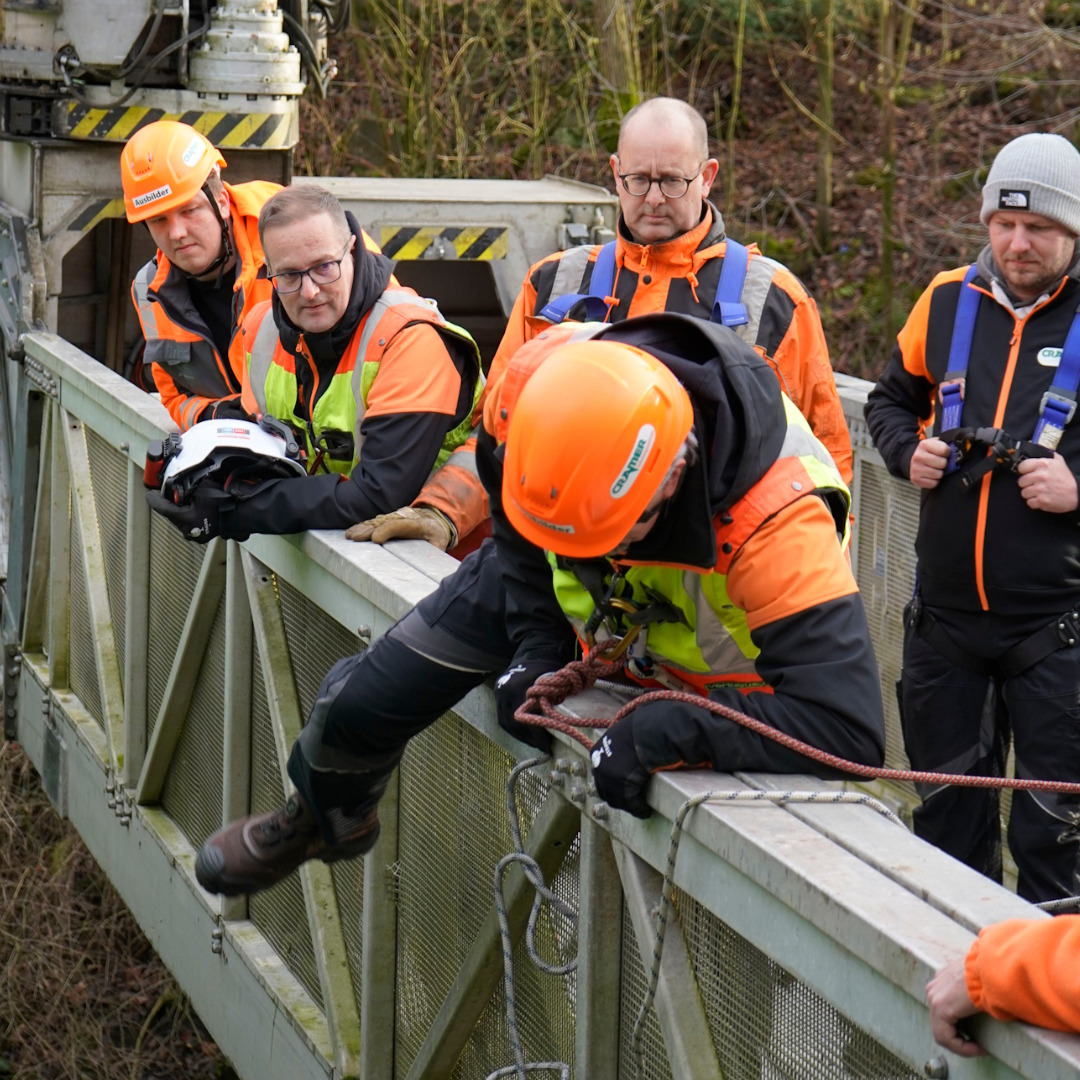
999, 189, 1030, 210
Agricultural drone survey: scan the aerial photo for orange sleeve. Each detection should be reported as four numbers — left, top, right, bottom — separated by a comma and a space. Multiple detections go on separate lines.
149, 362, 193, 428
365, 322, 462, 418
966, 916, 1080, 1031
413, 435, 490, 541
761, 287, 853, 486
726, 496, 858, 632
479, 285, 535, 420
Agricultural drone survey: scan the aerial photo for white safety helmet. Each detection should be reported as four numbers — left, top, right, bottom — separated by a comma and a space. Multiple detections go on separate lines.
159, 419, 306, 504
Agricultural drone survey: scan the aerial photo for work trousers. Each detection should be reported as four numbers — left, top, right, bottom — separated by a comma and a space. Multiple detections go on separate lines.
899, 602, 1080, 904
286, 541, 572, 840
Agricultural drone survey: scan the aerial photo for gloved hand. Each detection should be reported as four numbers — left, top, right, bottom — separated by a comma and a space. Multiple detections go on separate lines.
590, 715, 653, 818
146, 483, 232, 543
198, 398, 252, 423
494, 659, 562, 752
345, 505, 456, 551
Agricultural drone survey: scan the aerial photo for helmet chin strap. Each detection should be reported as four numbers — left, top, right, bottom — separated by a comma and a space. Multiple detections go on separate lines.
185, 181, 235, 287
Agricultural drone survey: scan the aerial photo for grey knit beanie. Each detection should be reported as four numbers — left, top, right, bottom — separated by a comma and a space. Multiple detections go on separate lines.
981, 132, 1080, 235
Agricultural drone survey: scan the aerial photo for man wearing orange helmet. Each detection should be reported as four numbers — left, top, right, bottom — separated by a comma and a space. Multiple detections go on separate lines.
122, 120, 279, 429
192, 312, 884, 899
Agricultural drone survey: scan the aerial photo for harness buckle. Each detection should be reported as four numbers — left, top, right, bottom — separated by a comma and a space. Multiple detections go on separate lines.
1040, 390, 1077, 427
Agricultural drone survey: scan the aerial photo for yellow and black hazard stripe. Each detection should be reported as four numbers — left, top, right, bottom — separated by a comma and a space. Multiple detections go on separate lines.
379, 225, 508, 261
68, 198, 128, 232
57, 103, 298, 149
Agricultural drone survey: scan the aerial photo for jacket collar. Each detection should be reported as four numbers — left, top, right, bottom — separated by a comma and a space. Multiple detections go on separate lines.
615, 199, 728, 273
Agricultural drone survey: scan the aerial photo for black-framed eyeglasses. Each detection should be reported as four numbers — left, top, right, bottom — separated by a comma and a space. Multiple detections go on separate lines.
616, 162, 703, 199
269, 239, 352, 294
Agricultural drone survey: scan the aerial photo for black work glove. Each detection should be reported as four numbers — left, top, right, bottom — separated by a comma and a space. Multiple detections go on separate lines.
197, 398, 252, 423
146, 483, 233, 543
590, 714, 653, 818
494, 659, 562, 753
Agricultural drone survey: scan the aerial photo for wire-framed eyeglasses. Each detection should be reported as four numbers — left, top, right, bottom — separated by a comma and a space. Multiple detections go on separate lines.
269, 239, 352, 294
616, 164, 703, 200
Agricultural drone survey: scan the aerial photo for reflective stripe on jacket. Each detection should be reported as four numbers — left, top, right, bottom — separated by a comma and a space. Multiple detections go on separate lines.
244, 287, 482, 475
550, 396, 850, 694
486, 202, 853, 484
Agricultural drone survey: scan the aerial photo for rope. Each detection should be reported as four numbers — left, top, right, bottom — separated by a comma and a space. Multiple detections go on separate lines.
514, 650, 1080, 797
486, 756, 576, 1080
499, 651, 1080, 1078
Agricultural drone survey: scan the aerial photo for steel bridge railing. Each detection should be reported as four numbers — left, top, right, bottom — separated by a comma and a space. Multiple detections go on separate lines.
4, 331, 1079, 1080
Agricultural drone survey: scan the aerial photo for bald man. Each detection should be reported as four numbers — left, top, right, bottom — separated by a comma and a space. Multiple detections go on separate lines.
485, 96, 851, 481
349, 97, 851, 546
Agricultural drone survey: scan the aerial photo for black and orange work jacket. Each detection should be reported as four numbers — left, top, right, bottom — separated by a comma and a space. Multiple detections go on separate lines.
865, 253, 1080, 615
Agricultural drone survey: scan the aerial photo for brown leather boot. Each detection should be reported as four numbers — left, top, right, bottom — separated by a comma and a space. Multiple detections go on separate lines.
195, 793, 379, 896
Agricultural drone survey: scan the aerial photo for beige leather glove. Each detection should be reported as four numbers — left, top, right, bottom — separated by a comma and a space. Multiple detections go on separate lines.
345, 505, 456, 551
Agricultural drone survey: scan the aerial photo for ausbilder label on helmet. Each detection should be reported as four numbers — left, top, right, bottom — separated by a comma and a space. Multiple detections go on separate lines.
132, 184, 173, 208
610, 424, 656, 498
182, 136, 205, 167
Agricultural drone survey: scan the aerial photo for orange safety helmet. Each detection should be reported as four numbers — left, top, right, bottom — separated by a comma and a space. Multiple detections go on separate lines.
121, 120, 226, 223
502, 339, 694, 558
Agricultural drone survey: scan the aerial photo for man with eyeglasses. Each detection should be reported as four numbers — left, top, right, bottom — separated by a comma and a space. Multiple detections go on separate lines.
490, 96, 851, 481
349, 97, 851, 550
145, 184, 484, 548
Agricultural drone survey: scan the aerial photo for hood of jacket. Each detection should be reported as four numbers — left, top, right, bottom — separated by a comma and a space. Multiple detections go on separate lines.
270, 210, 395, 369
588, 311, 788, 569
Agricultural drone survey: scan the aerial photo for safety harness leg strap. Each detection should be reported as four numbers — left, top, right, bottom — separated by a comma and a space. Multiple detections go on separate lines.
909, 595, 1080, 679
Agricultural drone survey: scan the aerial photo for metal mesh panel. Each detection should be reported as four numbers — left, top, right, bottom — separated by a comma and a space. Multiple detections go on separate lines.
618, 888, 922, 1080
85, 426, 127, 685
146, 518, 205, 737
68, 495, 103, 728
452, 772, 579, 1080
619, 904, 674, 1080
276, 576, 363, 717
248, 645, 324, 1009
852, 452, 920, 772
159, 592, 226, 849
394, 713, 577, 1079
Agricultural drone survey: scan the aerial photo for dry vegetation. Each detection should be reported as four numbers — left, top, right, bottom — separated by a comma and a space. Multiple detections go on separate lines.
0, 742, 235, 1080
298, 0, 1080, 379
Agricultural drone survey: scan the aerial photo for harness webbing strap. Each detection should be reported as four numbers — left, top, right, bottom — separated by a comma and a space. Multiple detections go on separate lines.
712, 239, 749, 328
538, 242, 618, 323
940, 265, 980, 472
941, 264, 1080, 466
1033, 302, 1080, 448
908, 595, 1080, 679
538, 239, 750, 328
